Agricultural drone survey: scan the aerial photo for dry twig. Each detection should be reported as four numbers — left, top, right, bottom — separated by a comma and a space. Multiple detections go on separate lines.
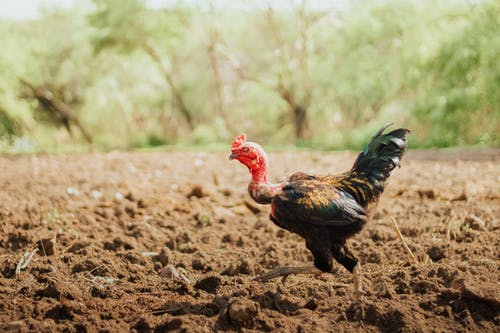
446, 216, 454, 240
15, 248, 38, 275
390, 216, 418, 264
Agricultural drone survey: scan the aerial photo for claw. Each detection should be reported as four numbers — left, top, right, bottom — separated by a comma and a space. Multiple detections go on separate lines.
256, 265, 321, 283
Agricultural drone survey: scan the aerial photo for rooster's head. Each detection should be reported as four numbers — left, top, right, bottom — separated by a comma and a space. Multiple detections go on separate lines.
229, 134, 269, 174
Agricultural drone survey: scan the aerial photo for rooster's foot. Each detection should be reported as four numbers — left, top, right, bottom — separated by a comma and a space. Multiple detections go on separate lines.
256, 265, 321, 284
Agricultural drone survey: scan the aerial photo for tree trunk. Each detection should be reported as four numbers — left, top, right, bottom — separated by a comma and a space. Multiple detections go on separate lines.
293, 105, 308, 139
207, 26, 235, 134
277, 84, 309, 140
20, 79, 93, 143
142, 39, 194, 130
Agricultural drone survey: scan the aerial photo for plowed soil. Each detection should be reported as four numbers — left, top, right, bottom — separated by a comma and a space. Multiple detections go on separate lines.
0, 149, 499, 332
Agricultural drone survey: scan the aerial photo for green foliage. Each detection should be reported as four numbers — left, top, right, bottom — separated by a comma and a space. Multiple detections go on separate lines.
411, 1, 500, 147
88, 0, 146, 52
0, 0, 498, 152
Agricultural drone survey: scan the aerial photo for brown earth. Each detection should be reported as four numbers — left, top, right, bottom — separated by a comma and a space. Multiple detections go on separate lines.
0, 149, 499, 332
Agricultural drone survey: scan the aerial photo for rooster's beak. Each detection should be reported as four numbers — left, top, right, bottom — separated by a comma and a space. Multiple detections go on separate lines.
229, 153, 238, 160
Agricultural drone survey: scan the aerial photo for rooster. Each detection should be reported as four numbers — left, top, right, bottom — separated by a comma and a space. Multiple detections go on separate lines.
229, 124, 410, 295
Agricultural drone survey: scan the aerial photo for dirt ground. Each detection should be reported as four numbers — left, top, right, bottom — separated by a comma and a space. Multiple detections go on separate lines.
0, 149, 498, 332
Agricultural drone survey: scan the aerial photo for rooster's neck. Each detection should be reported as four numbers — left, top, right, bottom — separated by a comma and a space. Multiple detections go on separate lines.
245, 147, 270, 183
248, 164, 281, 204
250, 167, 269, 184
248, 180, 281, 205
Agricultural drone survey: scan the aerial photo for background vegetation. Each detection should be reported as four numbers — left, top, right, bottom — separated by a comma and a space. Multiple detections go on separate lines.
0, 0, 498, 152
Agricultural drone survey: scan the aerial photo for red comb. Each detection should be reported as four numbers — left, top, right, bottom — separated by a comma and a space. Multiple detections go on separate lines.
231, 134, 246, 149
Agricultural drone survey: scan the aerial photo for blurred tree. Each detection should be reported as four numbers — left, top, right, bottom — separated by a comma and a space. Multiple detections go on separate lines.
228, 1, 319, 141
205, 4, 234, 135
0, 106, 23, 143
88, 0, 195, 131
0, 8, 96, 147
20, 79, 93, 142
411, 0, 500, 146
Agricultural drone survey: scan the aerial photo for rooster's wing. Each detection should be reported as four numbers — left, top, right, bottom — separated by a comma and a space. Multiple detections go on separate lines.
272, 179, 367, 227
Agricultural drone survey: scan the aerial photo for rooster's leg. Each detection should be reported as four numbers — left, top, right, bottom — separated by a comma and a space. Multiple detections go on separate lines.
352, 263, 365, 297
332, 243, 365, 297
256, 265, 322, 283
257, 243, 333, 283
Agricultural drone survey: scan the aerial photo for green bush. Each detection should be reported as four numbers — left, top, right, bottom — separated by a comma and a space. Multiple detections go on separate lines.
0, 0, 497, 151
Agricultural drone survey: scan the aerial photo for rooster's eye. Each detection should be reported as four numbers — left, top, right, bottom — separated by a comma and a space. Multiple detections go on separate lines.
242, 147, 249, 153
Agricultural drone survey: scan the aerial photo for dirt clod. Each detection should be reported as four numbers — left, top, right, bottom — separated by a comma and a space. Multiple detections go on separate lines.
427, 244, 448, 261
228, 298, 260, 323
154, 247, 171, 266
160, 265, 180, 279
37, 237, 56, 256
187, 185, 206, 198
452, 279, 500, 310
131, 317, 151, 333
194, 275, 222, 293
303, 299, 318, 310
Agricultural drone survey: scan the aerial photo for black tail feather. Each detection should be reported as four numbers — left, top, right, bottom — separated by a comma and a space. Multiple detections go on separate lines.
352, 124, 410, 185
